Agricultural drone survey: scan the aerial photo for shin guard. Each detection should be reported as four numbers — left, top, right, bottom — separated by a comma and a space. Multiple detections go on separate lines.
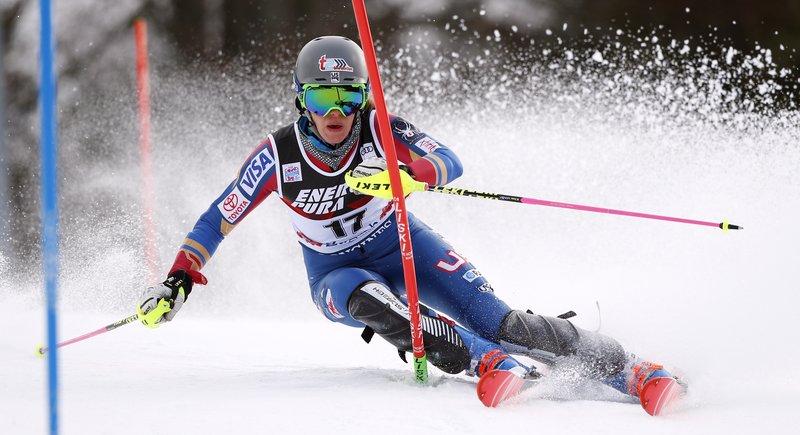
347, 281, 470, 374
499, 310, 626, 379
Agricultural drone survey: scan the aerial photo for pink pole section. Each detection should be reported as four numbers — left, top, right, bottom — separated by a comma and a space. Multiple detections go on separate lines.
425, 185, 741, 230
520, 197, 722, 228
134, 19, 159, 282
36, 314, 139, 356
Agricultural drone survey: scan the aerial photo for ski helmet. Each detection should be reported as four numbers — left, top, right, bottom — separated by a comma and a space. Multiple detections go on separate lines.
293, 36, 370, 93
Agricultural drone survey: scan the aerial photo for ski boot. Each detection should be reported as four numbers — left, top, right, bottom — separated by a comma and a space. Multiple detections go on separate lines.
458, 325, 532, 378
606, 360, 685, 416
459, 326, 541, 407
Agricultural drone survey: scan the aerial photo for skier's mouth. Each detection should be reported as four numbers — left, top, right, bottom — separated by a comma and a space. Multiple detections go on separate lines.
325, 123, 344, 131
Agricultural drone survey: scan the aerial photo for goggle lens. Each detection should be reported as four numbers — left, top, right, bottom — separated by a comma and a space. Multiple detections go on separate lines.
303, 85, 365, 117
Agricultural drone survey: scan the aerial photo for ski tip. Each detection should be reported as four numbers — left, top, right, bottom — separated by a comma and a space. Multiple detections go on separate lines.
476, 371, 496, 407
476, 369, 527, 408
640, 377, 684, 416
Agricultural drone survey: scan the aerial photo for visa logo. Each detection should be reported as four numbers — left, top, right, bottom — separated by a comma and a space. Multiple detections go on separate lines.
239, 149, 274, 196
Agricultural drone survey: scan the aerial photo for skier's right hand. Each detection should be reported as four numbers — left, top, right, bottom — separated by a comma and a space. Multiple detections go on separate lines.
137, 270, 194, 328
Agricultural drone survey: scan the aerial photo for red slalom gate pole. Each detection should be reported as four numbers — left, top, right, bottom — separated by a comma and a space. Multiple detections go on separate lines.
134, 19, 159, 283
351, 0, 428, 383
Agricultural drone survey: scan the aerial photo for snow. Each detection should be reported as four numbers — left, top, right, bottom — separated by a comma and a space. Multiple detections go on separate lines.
3, 297, 800, 433
4, 119, 800, 433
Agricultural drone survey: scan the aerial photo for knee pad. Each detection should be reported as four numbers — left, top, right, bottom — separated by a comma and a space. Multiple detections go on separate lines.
311, 267, 385, 327
348, 281, 470, 374
499, 310, 626, 378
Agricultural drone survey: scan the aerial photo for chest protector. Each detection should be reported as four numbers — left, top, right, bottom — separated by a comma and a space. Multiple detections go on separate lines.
269, 110, 393, 254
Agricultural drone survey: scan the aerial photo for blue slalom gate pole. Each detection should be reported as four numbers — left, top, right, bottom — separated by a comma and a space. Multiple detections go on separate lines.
39, 0, 60, 434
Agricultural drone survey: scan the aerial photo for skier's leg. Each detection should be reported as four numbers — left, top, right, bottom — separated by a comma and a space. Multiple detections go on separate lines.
347, 280, 531, 377
300, 221, 526, 378
305, 257, 529, 377
369, 216, 681, 407
376, 215, 512, 341
498, 310, 627, 379
499, 309, 684, 405
394, 217, 662, 389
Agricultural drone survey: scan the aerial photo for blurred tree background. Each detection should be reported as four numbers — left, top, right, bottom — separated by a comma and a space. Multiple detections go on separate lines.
0, 0, 798, 274
155, 0, 800, 68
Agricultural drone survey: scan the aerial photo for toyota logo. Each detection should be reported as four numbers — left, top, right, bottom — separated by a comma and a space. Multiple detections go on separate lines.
223, 193, 239, 211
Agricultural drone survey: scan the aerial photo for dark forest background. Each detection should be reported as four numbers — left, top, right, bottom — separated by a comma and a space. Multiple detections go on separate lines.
158, 0, 800, 66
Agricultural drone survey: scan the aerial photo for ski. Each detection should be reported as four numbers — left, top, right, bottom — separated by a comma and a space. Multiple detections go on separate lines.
476, 369, 529, 407
477, 369, 684, 416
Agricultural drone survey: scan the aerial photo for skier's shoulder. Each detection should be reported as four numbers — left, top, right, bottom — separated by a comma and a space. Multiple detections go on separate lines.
362, 108, 426, 143
388, 114, 426, 144
272, 120, 298, 144
232, 123, 293, 194
244, 120, 297, 159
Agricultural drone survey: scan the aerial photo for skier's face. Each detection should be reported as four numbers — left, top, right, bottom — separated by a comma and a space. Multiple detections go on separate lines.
310, 110, 356, 144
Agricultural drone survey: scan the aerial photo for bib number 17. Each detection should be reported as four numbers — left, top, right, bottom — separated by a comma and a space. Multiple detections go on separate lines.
323, 210, 366, 239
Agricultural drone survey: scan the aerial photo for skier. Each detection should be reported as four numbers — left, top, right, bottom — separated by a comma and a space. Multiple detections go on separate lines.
138, 35, 682, 414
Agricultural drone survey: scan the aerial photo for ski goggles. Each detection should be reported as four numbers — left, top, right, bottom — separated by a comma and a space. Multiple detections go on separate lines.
301, 84, 367, 117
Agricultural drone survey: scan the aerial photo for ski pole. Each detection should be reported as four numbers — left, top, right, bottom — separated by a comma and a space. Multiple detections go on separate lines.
345, 173, 743, 231
35, 314, 139, 357
425, 185, 742, 231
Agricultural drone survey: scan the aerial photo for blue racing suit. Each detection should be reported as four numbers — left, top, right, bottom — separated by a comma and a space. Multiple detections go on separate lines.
169, 109, 511, 342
